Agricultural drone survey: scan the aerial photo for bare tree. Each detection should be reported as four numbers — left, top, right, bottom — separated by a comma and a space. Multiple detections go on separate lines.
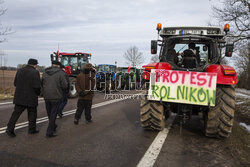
212, 0, 250, 89
212, 0, 249, 43
232, 43, 249, 73
150, 55, 159, 63
0, 0, 12, 43
123, 46, 144, 67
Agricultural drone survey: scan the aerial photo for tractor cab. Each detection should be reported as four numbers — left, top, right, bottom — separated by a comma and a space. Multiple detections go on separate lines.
151, 26, 233, 71
50, 52, 92, 98
50, 52, 91, 77
96, 64, 118, 92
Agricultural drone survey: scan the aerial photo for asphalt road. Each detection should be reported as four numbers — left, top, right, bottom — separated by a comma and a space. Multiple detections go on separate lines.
0, 91, 248, 167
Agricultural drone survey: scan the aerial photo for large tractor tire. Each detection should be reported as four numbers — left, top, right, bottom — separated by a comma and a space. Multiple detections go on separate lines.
140, 90, 165, 131
69, 77, 77, 98
204, 85, 235, 138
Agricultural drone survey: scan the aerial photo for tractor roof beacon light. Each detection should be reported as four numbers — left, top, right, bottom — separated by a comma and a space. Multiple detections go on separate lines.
224, 24, 230, 34
157, 23, 162, 34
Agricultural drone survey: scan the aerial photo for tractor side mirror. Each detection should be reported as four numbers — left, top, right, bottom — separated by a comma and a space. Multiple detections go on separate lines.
225, 43, 234, 57
151, 40, 158, 54
50, 54, 56, 61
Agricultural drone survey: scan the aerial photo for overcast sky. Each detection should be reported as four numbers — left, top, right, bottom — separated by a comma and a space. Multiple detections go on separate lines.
0, 0, 221, 67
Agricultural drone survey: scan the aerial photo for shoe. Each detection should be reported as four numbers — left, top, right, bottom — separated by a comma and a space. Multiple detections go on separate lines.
58, 114, 62, 119
6, 130, 16, 137
46, 133, 57, 138
85, 120, 93, 124
28, 130, 39, 134
74, 119, 79, 125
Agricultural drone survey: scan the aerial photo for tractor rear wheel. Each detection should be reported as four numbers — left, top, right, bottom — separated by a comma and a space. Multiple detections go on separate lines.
69, 77, 77, 98
140, 90, 165, 131
204, 85, 235, 138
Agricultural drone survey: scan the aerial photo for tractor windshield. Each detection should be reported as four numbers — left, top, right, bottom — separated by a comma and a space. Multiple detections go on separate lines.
98, 65, 116, 72
61, 56, 89, 72
161, 36, 218, 69
110, 66, 116, 72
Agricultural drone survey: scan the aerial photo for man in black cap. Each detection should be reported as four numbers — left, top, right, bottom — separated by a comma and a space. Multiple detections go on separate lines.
42, 61, 68, 137
6, 58, 41, 137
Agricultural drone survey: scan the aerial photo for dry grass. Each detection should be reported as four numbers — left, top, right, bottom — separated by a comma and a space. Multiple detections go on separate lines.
0, 70, 16, 91
0, 93, 13, 100
0, 70, 16, 99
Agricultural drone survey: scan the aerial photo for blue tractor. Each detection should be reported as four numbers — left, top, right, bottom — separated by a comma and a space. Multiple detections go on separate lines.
96, 64, 118, 92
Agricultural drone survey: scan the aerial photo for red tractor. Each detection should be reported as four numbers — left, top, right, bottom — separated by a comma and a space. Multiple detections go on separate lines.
50, 52, 91, 98
140, 23, 238, 138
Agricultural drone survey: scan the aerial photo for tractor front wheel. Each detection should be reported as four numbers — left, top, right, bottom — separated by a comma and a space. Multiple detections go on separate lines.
140, 90, 165, 131
69, 77, 77, 98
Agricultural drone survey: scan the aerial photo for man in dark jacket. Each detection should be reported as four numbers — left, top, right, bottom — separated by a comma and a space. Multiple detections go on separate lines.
6, 58, 41, 137
42, 61, 68, 137
57, 64, 70, 118
74, 63, 95, 125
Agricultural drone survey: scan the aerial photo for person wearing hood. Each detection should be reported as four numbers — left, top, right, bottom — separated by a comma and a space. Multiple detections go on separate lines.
74, 63, 95, 125
6, 58, 41, 137
42, 61, 68, 137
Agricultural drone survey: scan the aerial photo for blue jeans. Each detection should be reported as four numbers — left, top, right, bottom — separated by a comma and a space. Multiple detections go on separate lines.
58, 93, 68, 115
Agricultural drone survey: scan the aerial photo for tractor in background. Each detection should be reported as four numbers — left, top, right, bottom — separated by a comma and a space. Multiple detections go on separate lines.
50, 52, 92, 98
117, 67, 137, 90
96, 64, 118, 92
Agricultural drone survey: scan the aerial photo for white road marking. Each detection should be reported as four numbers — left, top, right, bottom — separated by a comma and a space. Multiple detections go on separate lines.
137, 115, 176, 167
0, 98, 125, 134
0, 98, 44, 106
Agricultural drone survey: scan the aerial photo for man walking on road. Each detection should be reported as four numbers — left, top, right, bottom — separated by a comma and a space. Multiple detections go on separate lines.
74, 63, 95, 125
6, 58, 41, 137
42, 61, 68, 137
57, 64, 70, 118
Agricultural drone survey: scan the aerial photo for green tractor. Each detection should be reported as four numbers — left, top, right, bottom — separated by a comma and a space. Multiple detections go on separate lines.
117, 67, 137, 90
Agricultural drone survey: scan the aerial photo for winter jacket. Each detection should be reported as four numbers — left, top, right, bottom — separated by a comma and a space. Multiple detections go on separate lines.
13, 65, 41, 107
42, 67, 68, 101
76, 70, 95, 100
62, 70, 70, 94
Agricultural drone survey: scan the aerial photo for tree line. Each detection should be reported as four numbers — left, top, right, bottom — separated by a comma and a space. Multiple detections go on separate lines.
212, 0, 249, 89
